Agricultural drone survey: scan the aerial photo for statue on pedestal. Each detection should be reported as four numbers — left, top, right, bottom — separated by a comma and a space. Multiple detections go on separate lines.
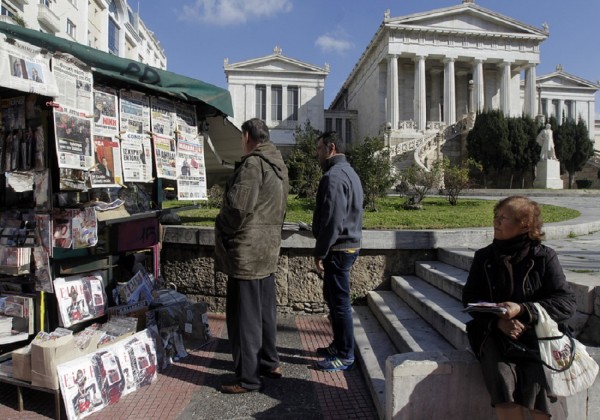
536, 124, 557, 160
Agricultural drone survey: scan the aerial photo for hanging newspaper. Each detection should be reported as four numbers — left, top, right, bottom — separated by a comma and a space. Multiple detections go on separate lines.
176, 133, 207, 200
0, 35, 58, 97
52, 55, 93, 114
152, 133, 177, 180
53, 105, 94, 170
175, 102, 198, 135
119, 90, 150, 135
120, 132, 152, 183
150, 97, 175, 138
91, 87, 122, 187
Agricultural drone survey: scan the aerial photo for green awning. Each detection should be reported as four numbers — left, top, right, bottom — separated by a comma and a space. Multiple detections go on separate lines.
0, 21, 233, 117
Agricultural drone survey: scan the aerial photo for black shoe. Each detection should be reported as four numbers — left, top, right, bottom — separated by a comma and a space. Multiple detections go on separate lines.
260, 366, 283, 379
316, 344, 338, 357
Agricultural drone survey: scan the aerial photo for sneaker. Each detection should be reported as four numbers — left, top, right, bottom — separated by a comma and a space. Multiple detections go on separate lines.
316, 356, 355, 372
316, 343, 338, 357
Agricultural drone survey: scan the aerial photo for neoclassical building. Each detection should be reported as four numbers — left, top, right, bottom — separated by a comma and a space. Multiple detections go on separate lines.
329, 0, 598, 147
224, 46, 328, 151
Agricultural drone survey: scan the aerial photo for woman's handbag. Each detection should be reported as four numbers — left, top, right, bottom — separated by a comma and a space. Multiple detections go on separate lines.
533, 302, 599, 397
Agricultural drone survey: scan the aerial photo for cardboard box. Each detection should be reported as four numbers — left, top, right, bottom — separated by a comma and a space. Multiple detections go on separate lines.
30, 332, 102, 390
12, 345, 31, 382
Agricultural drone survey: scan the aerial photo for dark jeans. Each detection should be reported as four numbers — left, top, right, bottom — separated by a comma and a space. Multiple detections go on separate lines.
226, 274, 279, 390
323, 251, 359, 360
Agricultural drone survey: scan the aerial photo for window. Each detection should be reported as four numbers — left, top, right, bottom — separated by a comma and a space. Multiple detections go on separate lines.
345, 120, 352, 144
66, 19, 76, 38
335, 118, 343, 135
287, 86, 299, 121
255, 85, 266, 120
109, 0, 117, 14
108, 17, 119, 55
271, 86, 282, 121
1, 6, 16, 18
325, 118, 332, 132
40, 0, 50, 7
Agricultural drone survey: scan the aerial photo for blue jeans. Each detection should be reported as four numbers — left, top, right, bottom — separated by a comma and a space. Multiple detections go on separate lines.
323, 251, 359, 360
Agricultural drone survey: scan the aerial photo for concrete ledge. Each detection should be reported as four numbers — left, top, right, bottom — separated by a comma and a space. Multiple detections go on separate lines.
385, 350, 494, 420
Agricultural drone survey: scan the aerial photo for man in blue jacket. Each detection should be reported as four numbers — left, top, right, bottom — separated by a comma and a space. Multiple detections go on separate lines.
312, 131, 364, 371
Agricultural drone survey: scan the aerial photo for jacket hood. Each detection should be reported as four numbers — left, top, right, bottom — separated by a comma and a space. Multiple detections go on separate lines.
244, 142, 288, 181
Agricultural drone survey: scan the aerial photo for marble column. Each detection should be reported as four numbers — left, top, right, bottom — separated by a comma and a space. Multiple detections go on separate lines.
414, 55, 427, 131
429, 68, 442, 121
473, 59, 484, 113
443, 57, 456, 125
524, 64, 537, 117
589, 101, 596, 139
499, 62, 511, 115
557, 99, 564, 122
387, 55, 399, 129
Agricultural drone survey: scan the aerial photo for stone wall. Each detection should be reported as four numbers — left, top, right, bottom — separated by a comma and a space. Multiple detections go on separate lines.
161, 241, 435, 314
161, 226, 456, 313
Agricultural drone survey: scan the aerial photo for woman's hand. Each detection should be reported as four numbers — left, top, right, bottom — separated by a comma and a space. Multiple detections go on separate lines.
497, 317, 527, 340
497, 301, 522, 320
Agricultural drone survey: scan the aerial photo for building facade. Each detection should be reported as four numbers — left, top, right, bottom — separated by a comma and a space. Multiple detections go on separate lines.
0, 0, 166, 69
328, 0, 598, 147
224, 46, 328, 151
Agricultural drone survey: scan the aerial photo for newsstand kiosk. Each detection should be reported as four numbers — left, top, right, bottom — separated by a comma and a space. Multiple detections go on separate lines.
0, 22, 235, 419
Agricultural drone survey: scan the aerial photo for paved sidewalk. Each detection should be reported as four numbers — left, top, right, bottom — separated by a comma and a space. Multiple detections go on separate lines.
0, 313, 378, 420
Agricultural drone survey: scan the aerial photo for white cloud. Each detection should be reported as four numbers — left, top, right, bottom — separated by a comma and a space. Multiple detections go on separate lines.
179, 0, 293, 25
315, 33, 353, 54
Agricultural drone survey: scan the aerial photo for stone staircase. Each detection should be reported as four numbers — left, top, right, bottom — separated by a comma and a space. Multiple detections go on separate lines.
353, 247, 600, 420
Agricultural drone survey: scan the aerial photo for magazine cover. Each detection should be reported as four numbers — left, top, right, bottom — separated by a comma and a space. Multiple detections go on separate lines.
123, 331, 157, 388
54, 273, 107, 328
91, 349, 126, 406
58, 357, 105, 420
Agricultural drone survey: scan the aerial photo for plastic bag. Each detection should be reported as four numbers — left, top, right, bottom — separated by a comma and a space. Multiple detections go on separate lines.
533, 302, 599, 397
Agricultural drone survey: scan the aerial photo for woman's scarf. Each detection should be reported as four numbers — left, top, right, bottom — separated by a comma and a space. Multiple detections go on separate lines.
491, 233, 532, 299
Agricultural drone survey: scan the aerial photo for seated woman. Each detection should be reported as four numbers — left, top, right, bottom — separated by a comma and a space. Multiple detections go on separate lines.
462, 195, 576, 420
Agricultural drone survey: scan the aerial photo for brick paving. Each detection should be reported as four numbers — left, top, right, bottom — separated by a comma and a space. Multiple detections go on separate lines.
0, 313, 378, 419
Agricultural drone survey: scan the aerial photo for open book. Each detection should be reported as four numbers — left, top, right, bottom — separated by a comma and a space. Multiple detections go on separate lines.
463, 302, 508, 315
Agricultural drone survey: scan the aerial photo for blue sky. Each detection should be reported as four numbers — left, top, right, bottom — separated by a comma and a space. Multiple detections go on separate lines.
139, 0, 600, 110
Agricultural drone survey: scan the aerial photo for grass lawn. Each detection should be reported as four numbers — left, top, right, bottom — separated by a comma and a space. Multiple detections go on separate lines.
162, 196, 580, 230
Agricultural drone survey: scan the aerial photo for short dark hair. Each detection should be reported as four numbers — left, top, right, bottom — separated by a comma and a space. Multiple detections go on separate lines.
241, 118, 270, 143
494, 195, 545, 242
317, 131, 345, 154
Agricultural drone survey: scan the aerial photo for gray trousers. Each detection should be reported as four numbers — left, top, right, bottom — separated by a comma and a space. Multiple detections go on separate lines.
226, 274, 279, 389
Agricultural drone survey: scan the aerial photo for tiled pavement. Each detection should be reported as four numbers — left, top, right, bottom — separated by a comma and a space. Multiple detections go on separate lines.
0, 313, 378, 419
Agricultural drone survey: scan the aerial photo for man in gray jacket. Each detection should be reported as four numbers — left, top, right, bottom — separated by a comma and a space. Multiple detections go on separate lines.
215, 118, 289, 393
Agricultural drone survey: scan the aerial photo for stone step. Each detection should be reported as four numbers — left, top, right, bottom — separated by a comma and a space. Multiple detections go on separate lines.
415, 260, 467, 301
353, 305, 396, 420
367, 291, 454, 354
391, 275, 471, 350
437, 247, 474, 271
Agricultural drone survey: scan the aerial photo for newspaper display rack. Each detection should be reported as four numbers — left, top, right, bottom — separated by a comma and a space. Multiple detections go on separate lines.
0, 21, 232, 419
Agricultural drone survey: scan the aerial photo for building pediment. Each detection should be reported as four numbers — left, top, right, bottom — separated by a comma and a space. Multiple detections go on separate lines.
387, 3, 546, 39
537, 70, 600, 91
225, 49, 328, 75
